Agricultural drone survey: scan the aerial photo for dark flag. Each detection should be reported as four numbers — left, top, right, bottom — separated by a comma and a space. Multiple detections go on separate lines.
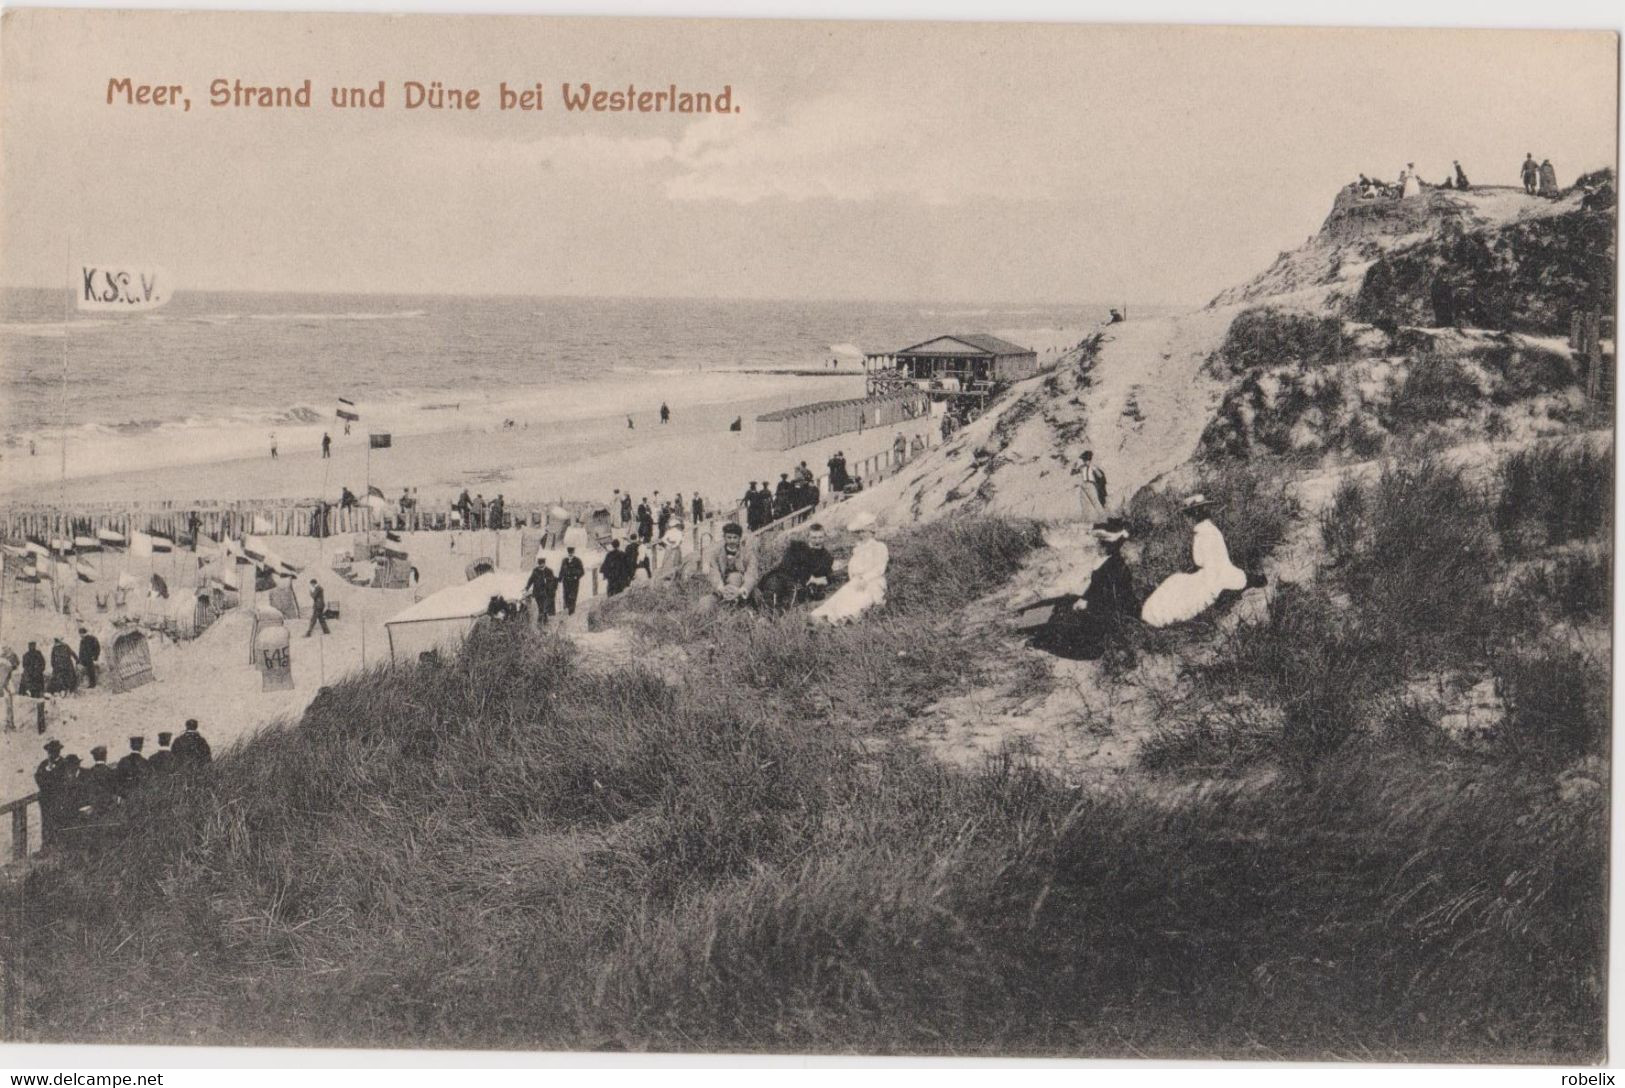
369, 433, 392, 449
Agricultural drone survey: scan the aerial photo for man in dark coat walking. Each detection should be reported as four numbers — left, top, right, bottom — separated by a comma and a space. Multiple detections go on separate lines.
636, 500, 654, 544
525, 557, 559, 623
20, 641, 46, 699
305, 578, 330, 637
47, 637, 78, 695
559, 547, 586, 616
170, 719, 212, 768
77, 627, 101, 690
600, 539, 633, 596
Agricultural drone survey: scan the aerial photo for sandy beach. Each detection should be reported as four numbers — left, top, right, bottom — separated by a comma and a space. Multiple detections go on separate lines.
0, 372, 945, 813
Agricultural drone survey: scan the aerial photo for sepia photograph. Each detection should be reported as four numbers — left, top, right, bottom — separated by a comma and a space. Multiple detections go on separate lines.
0, 5, 1616, 1067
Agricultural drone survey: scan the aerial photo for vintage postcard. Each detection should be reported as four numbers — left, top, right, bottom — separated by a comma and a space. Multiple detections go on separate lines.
0, 8, 1616, 1063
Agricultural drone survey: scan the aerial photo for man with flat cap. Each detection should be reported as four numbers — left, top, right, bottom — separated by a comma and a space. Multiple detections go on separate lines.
170, 718, 212, 769
115, 736, 150, 796
705, 521, 759, 610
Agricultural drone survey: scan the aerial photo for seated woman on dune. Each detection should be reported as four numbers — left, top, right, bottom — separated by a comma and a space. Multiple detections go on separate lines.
812, 513, 888, 624
1140, 494, 1262, 628
1017, 517, 1137, 661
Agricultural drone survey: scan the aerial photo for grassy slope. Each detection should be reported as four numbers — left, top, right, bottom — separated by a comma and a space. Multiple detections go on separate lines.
3, 514, 1605, 1060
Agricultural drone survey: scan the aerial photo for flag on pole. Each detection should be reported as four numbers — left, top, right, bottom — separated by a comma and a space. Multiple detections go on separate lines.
77, 264, 171, 312
336, 397, 360, 422
369, 433, 391, 449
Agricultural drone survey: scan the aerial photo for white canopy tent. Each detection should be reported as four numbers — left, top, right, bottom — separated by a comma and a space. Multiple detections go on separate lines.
383, 570, 530, 663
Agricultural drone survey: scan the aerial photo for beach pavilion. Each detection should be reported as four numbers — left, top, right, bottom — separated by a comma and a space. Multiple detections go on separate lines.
863, 333, 1038, 402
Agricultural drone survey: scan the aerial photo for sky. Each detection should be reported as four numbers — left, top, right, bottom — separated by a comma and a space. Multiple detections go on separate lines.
1, 11, 1617, 305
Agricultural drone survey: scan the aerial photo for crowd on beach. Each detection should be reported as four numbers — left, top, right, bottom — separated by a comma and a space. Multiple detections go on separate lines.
28, 719, 212, 849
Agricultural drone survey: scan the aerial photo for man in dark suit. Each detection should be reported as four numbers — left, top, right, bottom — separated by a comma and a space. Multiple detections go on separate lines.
558, 547, 586, 616
77, 627, 101, 689
525, 557, 559, 623
115, 736, 150, 797
170, 718, 212, 768
305, 578, 330, 637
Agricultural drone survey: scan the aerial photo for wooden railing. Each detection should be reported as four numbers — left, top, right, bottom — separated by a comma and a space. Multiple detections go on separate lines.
0, 793, 39, 865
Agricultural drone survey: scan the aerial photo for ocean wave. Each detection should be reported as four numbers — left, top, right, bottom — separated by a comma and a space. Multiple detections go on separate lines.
0, 319, 119, 337
245, 309, 428, 323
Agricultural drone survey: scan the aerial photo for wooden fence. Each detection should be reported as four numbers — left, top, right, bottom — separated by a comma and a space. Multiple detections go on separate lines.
0, 793, 39, 866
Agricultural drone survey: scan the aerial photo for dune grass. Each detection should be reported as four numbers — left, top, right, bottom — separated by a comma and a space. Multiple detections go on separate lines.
1149, 448, 1610, 775
1, 511, 1606, 1061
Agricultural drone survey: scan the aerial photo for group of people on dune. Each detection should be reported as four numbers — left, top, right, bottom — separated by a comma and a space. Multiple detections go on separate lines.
1016, 451, 1266, 661
683, 440, 1264, 648
703, 513, 889, 625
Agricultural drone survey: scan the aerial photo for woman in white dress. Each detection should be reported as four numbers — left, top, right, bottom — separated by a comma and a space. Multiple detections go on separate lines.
1140, 494, 1249, 628
1400, 163, 1421, 199
813, 512, 889, 624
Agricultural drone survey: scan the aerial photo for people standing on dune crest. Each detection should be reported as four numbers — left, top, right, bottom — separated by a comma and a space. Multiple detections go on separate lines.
660, 402, 671, 424
1539, 158, 1559, 197
1399, 163, 1420, 199
1521, 153, 1540, 194
269, 432, 278, 459
321, 432, 331, 459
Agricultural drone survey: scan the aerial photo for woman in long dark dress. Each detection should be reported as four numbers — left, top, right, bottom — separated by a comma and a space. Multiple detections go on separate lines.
1020, 518, 1136, 661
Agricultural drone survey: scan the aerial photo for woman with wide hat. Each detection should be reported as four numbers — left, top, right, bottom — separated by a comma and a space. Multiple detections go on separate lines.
1141, 493, 1254, 628
1019, 517, 1138, 661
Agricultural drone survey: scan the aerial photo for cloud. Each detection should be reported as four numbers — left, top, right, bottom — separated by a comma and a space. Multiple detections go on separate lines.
660, 95, 1055, 206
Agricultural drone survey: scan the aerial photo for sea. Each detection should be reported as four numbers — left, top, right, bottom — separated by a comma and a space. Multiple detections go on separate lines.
1, 290, 1151, 480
